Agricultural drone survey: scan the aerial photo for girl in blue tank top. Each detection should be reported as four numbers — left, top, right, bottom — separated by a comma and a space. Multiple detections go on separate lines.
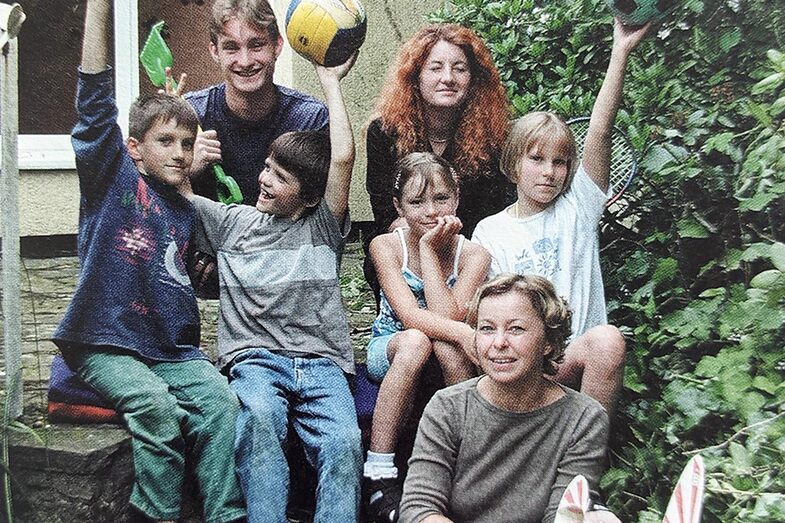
362, 152, 491, 522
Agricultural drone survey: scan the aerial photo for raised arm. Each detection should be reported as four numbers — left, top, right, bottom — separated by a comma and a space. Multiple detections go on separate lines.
81, 0, 110, 73
582, 19, 650, 191
315, 54, 357, 219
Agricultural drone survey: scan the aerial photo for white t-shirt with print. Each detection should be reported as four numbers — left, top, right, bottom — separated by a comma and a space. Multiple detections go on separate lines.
471, 165, 609, 337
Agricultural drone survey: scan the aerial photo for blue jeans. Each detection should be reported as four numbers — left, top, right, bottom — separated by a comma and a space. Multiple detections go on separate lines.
230, 349, 362, 523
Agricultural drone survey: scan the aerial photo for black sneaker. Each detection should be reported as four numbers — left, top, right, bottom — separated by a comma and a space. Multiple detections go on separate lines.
364, 477, 402, 523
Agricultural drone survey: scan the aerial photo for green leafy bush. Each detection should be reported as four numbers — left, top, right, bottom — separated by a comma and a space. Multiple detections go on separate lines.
431, 1, 785, 521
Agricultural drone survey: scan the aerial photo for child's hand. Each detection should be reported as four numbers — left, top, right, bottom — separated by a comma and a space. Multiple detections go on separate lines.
612, 18, 652, 56
191, 130, 223, 178
314, 51, 358, 83
421, 215, 462, 251
160, 67, 188, 97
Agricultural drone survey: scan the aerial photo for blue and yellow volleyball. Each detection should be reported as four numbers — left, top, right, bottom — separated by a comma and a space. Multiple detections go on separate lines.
606, 0, 678, 25
285, 0, 367, 67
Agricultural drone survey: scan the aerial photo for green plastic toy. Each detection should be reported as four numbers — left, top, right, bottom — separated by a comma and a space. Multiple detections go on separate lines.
140, 21, 243, 205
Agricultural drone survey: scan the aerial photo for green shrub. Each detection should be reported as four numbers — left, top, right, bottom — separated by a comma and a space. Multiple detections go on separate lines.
432, 1, 785, 521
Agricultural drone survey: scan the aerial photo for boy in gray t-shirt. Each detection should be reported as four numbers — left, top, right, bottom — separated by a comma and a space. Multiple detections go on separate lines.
182, 56, 361, 522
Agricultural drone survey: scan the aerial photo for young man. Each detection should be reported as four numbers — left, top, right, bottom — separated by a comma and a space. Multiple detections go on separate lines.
181, 52, 361, 521
52, 1, 245, 522
185, 0, 328, 205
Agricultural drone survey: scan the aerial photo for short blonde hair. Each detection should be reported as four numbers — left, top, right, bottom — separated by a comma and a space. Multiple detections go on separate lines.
466, 273, 572, 375
500, 112, 578, 194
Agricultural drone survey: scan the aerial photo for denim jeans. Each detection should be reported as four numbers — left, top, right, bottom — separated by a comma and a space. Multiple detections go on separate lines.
230, 349, 362, 523
67, 349, 246, 523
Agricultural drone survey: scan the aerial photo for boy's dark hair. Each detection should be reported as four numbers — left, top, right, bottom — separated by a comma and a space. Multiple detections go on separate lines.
269, 131, 331, 204
209, 0, 279, 45
128, 93, 200, 141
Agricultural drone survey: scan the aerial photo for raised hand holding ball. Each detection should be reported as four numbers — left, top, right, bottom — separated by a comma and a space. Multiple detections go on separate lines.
606, 0, 678, 26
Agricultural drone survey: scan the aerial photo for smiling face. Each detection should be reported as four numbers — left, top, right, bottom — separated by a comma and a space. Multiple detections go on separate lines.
210, 16, 282, 97
127, 118, 194, 187
394, 171, 459, 237
514, 140, 571, 216
418, 39, 472, 111
256, 156, 312, 220
474, 291, 552, 386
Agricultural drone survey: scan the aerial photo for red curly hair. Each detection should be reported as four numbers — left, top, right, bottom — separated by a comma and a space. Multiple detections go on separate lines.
374, 24, 510, 178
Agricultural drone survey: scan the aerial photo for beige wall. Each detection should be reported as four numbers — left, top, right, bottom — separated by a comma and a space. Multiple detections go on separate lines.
7, 0, 443, 237
286, 0, 444, 221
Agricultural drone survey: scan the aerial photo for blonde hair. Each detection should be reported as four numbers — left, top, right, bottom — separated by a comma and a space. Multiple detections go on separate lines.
500, 112, 578, 194
466, 273, 572, 375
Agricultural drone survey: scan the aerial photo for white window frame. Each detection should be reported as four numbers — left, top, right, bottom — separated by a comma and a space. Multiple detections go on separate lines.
18, 1, 138, 171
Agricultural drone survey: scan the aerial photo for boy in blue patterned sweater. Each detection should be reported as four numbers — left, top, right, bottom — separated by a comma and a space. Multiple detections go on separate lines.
52, 1, 244, 521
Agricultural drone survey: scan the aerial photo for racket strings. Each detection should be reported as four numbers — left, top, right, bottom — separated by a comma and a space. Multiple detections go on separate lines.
569, 121, 634, 196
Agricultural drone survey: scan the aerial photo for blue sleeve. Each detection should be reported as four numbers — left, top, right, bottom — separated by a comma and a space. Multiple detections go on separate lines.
71, 68, 126, 205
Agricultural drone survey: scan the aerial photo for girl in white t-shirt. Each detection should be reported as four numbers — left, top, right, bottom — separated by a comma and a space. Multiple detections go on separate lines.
472, 19, 651, 418
363, 152, 490, 522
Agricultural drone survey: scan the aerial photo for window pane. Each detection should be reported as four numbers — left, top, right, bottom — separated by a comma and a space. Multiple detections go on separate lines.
18, 0, 113, 134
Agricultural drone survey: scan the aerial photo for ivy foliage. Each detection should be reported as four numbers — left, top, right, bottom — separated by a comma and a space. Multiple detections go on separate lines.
431, 1, 785, 521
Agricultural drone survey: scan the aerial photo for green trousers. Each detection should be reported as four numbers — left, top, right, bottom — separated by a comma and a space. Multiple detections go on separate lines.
68, 349, 246, 522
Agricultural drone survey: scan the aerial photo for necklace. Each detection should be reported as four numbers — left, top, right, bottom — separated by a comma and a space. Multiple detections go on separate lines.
509, 202, 520, 219
429, 136, 450, 144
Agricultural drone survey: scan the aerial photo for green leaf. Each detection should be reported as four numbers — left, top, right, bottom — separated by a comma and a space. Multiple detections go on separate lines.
740, 191, 779, 212
729, 441, 751, 470
747, 101, 773, 127
652, 258, 679, 285
699, 287, 725, 298
624, 366, 647, 393
741, 243, 772, 262
718, 28, 742, 53
752, 493, 785, 520
695, 355, 722, 377
769, 242, 785, 271
768, 49, 785, 67
750, 269, 782, 289
663, 380, 715, 429
752, 376, 778, 395
677, 217, 711, 239
702, 132, 735, 154
751, 72, 785, 95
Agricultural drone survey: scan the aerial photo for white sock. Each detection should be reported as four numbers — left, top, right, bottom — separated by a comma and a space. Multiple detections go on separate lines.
364, 451, 398, 479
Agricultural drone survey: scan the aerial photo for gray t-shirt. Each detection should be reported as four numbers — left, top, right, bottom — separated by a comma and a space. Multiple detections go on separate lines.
191, 196, 354, 374
400, 377, 609, 523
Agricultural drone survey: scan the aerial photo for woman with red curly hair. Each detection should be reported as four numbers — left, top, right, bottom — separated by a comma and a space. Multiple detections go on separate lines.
364, 24, 515, 302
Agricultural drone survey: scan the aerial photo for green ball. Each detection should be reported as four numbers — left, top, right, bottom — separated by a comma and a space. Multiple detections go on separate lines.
606, 0, 679, 25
